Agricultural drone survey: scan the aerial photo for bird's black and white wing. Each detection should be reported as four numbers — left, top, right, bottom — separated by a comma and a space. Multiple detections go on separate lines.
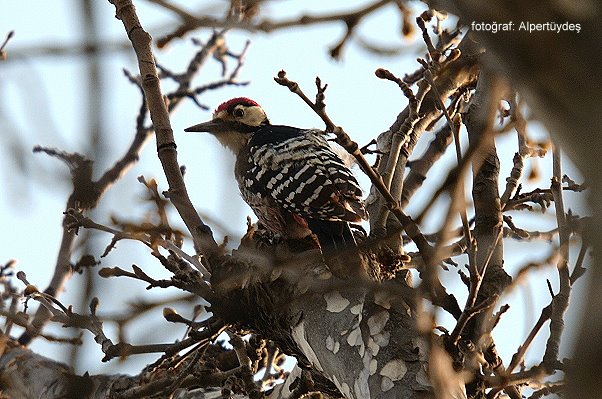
240, 125, 366, 223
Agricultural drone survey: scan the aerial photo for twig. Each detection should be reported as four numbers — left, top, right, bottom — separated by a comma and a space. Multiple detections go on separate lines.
500, 99, 531, 206
156, 0, 392, 49
422, 65, 472, 256
483, 365, 547, 389
19, 148, 94, 345
64, 209, 211, 282
449, 228, 502, 344
414, 126, 491, 224
0, 30, 15, 59
542, 145, 571, 369
371, 68, 428, 233
165, 32, 232, 111
227, 331, 262, 397
508, 303, 552, 373
261, 341, 278, 382
146, 0, 198, 23
506, 251, 559, 294
20, 23, 215, 338
415, 13, 440, 62
400, 120, 453, 208
527, 383, 564, 398
570, 238, 588, 284
21, 286, 116, 361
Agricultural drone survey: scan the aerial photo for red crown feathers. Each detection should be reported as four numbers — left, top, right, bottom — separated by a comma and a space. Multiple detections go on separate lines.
215, 97, 260, 113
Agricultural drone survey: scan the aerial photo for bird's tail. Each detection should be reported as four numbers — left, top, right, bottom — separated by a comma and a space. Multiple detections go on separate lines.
306, 219, 364, 277
307, 220, 356, 254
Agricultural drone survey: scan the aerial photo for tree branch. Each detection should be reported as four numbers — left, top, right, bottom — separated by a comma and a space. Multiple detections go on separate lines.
109, 0, 219, 260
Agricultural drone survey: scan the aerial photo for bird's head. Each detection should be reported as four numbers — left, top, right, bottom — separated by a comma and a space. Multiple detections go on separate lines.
185, 97, 269, 154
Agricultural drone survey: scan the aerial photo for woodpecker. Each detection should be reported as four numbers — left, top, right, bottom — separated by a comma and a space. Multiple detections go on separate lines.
185, 97, 367, 266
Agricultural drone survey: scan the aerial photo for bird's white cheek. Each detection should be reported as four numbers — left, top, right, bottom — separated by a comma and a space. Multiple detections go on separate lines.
243, 106, 267, 126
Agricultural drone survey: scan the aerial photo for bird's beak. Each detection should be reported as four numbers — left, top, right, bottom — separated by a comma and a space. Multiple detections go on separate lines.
184, 120, 228, 133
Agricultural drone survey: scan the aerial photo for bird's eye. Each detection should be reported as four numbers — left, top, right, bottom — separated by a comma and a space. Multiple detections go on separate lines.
233, 108, 245, 118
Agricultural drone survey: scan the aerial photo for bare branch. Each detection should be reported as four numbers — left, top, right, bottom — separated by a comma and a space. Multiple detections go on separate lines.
109, 0, 219, 259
